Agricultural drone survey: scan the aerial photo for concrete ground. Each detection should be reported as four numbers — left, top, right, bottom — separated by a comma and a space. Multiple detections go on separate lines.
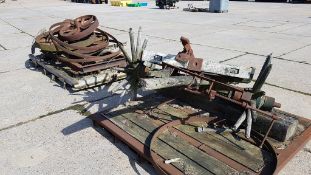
0, 0, 310, 174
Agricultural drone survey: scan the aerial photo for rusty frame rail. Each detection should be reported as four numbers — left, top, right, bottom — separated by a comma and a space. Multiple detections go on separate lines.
91, 113, 184, 175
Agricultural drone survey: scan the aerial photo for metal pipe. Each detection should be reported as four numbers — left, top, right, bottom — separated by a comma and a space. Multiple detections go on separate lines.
246, 109, 252, 138
139, 38, 148, 60
259, 119, 275, 148
118, 44, 132, 64
129, 28, 135, 62
250, 100, 257, 121
135, 26, 142, 62
233, 111, 246, 131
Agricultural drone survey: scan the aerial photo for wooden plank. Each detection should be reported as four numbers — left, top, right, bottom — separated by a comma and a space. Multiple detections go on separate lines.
153, 139, 211, 175
208, 129, 270, 159
149, 108, 178, 121
120, 112, 236, 174
107, 100, 268, 173
178, 122, 268, 158
159, 130, 236, 175
157, 104, 190, 119
105, 113, 210, 175
175, 124, 269, 172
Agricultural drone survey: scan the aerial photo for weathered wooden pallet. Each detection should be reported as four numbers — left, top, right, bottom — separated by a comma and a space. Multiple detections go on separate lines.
90, 93, 311, 175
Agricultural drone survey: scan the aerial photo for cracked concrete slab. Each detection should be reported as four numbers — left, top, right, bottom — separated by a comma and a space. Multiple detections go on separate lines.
142, 22, 225, 41
262, 84, 311, 119
0, 68, 134, 131
0, 33, 33, 50
4, 17, 61, 36
0, 8, 48, 20
0, 47, 32, 72
0, 110, 153, 175
0, 44, 5, 51
101, 19, 170, 34
235, 20, 286, 29
223, 54, 311, 95
227, 20, 311, 34
279, 23, 311, 37
0, 23, 22, 35
280, 45, 311, 64
191, 29, 311, 56
0, 69, 83, 129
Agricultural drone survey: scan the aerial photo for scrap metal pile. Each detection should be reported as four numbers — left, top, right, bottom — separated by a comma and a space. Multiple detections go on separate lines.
31, 15, 127, 89
139, 36, 281, 143
91, 29, 311, 175
28, 15, 311, 174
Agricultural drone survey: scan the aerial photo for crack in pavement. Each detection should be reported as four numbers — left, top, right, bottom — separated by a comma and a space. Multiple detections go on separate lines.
278, 43, 311, 58
264, 82, 311, 96
273, 56, 310, 65
104, 26, 311, 66
218, 55, 310, 96
0, 92, 122, 132
0, 103, 89, 132
0, 43, 7, 50
0, 67, 27, 74
103, 25, 247, 54
219, 53, 248, 63
246, 52, 311, 66
0, 45, 33, 52
0, 17, 34, 38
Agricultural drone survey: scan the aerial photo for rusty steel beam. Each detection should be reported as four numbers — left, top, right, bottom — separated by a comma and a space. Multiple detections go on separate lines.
275, 123, 311, 174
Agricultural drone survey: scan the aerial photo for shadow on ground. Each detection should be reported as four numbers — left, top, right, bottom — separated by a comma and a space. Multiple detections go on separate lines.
60, 81, 156, 174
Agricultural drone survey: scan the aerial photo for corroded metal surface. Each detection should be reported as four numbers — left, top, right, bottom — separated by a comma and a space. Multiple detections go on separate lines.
32, 15, 126, 75
175, 36, 203, 72
162, 62, 281, 146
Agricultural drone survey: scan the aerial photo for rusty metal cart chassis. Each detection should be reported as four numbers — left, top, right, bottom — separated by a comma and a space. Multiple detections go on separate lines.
90, 93, 311, 175
29, 55, 126, 90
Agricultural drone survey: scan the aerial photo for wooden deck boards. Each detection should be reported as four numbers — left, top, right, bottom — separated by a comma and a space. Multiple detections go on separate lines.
103, 97, 273, 174
175, 124, 268, 172
104, 113, 211, 175
120, 112, 236, 174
